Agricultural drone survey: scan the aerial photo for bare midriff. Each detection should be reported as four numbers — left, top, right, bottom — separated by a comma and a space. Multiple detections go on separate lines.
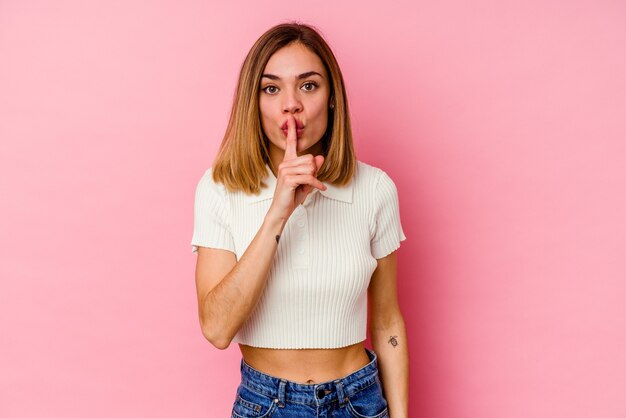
238, 341, 371, 384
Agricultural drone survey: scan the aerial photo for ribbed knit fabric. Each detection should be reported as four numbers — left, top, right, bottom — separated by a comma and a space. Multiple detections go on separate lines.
191, 160, 406, 349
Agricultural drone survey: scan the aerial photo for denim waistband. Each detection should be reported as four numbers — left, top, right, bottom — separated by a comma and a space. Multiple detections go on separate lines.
239, 347, 380, 406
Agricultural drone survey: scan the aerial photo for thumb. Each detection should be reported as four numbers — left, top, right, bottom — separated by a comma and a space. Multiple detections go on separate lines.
313, 155, 325, 173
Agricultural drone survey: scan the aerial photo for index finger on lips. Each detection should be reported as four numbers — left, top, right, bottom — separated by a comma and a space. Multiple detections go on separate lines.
283, 114, 297, 161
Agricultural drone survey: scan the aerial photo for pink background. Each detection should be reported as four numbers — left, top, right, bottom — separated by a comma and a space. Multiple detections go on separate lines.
1, 0, 625, 417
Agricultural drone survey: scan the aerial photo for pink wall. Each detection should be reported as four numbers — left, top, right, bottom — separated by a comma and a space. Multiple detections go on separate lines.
1, 0, 625, 417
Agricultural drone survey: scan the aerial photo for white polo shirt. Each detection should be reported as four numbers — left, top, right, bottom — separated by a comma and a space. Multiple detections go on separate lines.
191, 160, 406, 349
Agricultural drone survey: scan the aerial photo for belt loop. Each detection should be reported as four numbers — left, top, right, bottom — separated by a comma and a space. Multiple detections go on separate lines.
335, 380, 347, 407
278, 379, 287, 408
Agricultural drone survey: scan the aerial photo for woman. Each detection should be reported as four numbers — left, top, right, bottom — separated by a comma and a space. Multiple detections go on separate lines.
192, 23, 408, 417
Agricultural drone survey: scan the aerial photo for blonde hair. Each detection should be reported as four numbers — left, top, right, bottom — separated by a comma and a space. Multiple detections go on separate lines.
212, 22, 356, 194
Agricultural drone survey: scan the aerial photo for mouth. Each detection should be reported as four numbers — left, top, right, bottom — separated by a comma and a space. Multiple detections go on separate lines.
281, 119, 305, 137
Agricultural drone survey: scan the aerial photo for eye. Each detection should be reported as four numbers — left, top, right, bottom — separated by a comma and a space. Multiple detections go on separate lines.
301, 82, 318, 92
262, 85, 279, 94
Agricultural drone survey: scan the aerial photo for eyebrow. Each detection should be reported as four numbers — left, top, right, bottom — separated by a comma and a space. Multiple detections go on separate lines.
261, 71, 323, 81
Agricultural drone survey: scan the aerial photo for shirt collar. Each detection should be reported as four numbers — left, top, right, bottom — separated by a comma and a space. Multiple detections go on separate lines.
244, 164, 353, 204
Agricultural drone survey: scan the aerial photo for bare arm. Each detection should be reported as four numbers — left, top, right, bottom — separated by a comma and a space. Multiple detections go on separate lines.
368, 251, 409, 418
195, 114, 325, 349
195, 215, 283, 349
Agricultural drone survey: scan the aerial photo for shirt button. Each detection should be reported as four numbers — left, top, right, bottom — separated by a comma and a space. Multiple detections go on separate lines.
297, 248, 305, 254
297, 220, 305, 227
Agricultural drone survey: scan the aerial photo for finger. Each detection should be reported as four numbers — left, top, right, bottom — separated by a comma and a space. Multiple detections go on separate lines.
278, 156, 317, 177
278, 165, 316, 178
287, 174, 327, 191
313, 155, 325, 174
283, 114, 297, 161
278, 154, 315, 167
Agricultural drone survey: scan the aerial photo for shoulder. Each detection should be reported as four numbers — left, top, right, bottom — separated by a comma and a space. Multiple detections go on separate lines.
355, 160, 397, 189
195, 167, 230, 199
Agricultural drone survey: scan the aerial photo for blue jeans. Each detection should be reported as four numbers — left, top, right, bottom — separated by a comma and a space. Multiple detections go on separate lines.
231, 348, 389, 417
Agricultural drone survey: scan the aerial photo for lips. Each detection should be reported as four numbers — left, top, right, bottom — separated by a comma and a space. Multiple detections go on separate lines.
280, 119, 304, 130
281, 119, 305, 137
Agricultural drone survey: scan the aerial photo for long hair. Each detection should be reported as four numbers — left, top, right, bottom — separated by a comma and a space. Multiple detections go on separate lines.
212, 22, 356, 194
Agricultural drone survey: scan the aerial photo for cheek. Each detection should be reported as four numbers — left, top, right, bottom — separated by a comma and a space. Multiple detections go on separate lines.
310, 88, 330, 122
258, 102, 274, 131
310, 104, 329, 128
258, 101, 268, 120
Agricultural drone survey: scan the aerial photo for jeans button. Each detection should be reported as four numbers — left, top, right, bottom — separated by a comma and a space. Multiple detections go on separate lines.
316, 388, 325, 399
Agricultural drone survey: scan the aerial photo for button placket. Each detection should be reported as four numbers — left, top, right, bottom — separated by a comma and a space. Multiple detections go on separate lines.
290, 206, 309, 268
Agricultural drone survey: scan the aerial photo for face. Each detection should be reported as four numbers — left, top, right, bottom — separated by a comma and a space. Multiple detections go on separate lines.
259, 42, 331, 158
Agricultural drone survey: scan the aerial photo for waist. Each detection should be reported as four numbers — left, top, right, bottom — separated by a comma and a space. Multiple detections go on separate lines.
238, 346, 380, 404
239, 342, 371, 384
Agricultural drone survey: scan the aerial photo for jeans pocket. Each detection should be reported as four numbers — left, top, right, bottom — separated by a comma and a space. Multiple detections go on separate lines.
231, 385, 277, 418
345, 377, 389, 418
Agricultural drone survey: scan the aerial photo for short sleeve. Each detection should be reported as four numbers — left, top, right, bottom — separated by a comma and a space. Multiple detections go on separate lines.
190, 169, 236, 254
371, 171, 407, 259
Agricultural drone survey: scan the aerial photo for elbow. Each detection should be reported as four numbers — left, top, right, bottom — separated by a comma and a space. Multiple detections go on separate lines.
201, 323, 232, 350
369, 311, 406, 334
210, 338, 232, 351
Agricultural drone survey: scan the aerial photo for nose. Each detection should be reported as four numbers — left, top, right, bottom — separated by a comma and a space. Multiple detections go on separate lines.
282, 90, 302, 114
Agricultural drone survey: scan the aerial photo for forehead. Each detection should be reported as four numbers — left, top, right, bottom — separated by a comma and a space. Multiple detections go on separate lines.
263, 42, 326, 77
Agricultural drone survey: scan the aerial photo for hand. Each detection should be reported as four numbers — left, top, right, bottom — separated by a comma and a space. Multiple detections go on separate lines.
267, 113, 326, 224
